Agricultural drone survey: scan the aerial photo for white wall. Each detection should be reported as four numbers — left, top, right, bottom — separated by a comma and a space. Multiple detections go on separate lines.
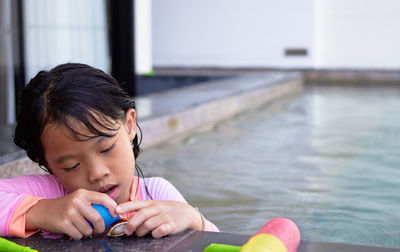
153, 0, 400, 69
315, 0, 400, 69
135, 0, 153, 74
152, 0, 315, 68
23, 0, 109, 81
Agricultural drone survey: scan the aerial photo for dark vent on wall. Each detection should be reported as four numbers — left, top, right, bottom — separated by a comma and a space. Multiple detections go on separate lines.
285, 48, 308, 56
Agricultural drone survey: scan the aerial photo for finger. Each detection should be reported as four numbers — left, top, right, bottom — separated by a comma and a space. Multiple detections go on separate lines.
135, 214, 173, 237
116, 200, 153, 214
64, 224, 85, 240
71, 214, 94, 237
86, 192, 118, 218
124, 206, 161, 235
152, 222, 175, 239
76, 204, 106, 234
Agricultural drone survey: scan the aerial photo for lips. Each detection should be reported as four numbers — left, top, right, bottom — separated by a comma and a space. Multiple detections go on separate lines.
99, 184, 115, 193
99, 184, 119, 200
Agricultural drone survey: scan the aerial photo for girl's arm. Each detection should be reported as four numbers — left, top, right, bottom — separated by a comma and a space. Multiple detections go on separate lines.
0, 174, 66, 237
0, 174, 118, 239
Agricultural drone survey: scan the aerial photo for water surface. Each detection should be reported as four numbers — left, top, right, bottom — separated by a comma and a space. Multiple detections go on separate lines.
139, 85, 400, 248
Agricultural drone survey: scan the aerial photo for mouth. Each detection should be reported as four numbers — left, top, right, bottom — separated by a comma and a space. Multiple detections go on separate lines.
99, 184, 119, 200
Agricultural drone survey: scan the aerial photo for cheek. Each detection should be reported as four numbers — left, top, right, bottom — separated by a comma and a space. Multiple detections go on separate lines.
115, 143, 135, 172
118, 138, 135, 159
52, 170, 84, 192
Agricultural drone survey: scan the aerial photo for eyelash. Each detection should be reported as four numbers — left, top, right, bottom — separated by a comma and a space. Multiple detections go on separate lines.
101, 143, 115, 153
65, 163, 79, 171
63, 143, 115, 171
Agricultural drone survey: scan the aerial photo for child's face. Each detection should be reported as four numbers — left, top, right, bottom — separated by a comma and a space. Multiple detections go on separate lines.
41, 109, 137, 204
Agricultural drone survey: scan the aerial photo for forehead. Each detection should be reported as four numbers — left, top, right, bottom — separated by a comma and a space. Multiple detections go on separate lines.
40, 122, 83, 163
41, 120, 89, 143
43, 112, 121, 141
40, 119, 121, 160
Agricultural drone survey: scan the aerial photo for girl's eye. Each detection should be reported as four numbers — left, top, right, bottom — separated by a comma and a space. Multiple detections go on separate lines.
65, 163, 79, 171
101, 143, 115, 154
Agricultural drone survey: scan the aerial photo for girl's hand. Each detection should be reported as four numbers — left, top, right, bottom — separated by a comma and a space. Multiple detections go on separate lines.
26, 189, 117, 239
115, 200, 203, 238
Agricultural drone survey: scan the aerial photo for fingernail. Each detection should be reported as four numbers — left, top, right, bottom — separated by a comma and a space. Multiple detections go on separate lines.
115, 206, 121, 213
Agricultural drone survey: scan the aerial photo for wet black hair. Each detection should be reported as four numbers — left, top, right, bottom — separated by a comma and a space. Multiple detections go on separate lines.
14, 63, 141, 173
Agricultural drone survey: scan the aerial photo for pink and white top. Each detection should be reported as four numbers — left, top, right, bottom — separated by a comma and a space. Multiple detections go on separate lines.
0, 174, 218, 237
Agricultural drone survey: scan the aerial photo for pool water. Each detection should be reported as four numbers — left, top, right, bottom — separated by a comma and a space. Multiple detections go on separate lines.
138, 85, 400, 248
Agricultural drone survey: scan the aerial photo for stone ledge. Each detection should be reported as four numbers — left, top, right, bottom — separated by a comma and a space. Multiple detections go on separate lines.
139, 75, 302, 148
0, 72, 303, 177
305, 69, 400, 84
0, 156, 46, 179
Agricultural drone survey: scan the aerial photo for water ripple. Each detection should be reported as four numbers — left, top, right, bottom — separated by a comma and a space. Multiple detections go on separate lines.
140, 85, 400, 248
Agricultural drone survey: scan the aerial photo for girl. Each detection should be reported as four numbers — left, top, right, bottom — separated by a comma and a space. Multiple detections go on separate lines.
0, 63, 218, 239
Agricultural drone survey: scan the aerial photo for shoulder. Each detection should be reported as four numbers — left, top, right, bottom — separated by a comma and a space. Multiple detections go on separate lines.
139, 177, 187, 202
141, 177, 173, 188
0, 174, 57, 187
0, 174, 66, 197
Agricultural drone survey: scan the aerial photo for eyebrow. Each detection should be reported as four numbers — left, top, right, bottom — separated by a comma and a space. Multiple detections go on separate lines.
54, 136, 110, 163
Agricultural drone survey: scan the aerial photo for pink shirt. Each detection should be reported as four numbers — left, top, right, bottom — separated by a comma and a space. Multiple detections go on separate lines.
0, 174, 218, 237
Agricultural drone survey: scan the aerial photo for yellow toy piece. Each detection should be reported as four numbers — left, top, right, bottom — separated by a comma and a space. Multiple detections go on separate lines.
240, 234, 287, 252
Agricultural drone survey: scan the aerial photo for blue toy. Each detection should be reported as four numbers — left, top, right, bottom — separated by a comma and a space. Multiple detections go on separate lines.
88, 204, 120, 229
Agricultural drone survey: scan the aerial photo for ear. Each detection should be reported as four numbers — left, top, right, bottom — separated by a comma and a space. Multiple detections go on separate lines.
124, 108, 137, 141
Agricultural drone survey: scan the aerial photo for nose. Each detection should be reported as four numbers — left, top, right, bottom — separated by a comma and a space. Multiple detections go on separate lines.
87, 159, 110, 183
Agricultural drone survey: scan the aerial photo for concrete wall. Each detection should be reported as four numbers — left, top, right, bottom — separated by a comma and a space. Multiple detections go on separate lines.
152, 0, 400, 70
315, 0, 400, 69
152, 0, 315, 69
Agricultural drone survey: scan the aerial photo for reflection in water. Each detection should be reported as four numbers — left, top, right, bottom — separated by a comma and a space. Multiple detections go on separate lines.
139, 86, 400, 248
100, 240, 113, 252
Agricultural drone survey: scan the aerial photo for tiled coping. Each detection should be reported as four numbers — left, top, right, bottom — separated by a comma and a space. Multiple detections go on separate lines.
304, 69, 400, 84
137, 72, 303, 148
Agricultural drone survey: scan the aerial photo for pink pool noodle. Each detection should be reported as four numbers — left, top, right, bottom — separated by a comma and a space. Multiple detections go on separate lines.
253, 218, 301, 252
